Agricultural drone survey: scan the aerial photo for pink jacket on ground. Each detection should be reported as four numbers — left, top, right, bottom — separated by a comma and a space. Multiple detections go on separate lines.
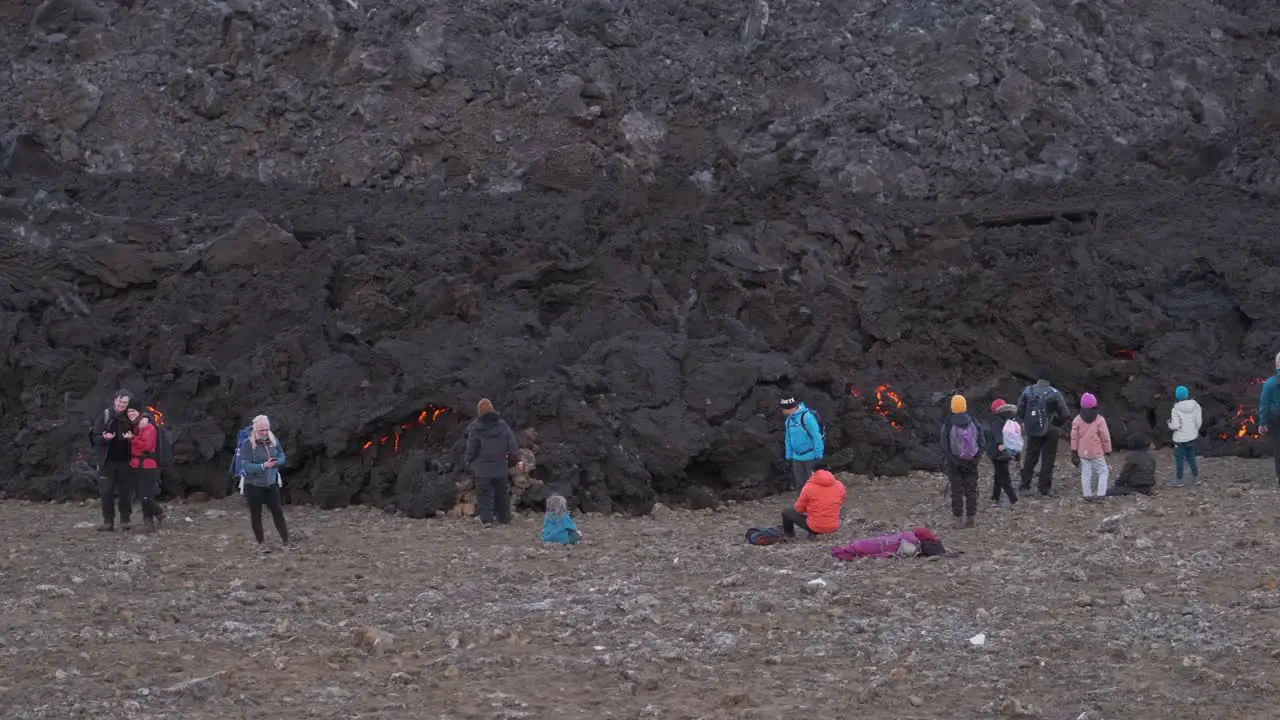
1070, 414, 1112, 459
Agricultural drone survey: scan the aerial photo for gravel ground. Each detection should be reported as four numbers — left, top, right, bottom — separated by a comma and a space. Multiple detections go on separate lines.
3, 449, 1279, 720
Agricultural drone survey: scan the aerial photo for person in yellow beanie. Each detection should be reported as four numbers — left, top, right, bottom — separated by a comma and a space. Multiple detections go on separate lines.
940, 393, 984, 529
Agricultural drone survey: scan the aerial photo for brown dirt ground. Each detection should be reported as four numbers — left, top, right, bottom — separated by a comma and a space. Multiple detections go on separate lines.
3, 449, 1279, 720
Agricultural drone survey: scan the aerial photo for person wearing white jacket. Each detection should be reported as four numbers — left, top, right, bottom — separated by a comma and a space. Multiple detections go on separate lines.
1167, 385, 1203, 486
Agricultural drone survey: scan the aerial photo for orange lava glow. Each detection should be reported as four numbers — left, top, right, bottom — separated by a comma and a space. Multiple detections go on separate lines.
850, 384, 905, 429
1219, 379, 1266, 440
146, 406, 166, 426
361, 406, 448, 454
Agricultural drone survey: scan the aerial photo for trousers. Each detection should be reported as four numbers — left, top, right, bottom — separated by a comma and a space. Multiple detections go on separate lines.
1080, 457, 1109, 497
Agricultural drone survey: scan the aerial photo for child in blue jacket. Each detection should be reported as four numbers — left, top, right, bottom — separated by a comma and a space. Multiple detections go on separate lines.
541, 495, 581, 545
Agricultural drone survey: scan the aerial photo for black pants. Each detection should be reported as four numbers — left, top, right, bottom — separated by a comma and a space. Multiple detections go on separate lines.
790, 459, 818, 491
991, 460, 1017, 503
1270, 423, 1280, 482
781, 508, 812, 536
99, 460, 134, 526
474, 473, 512, 524
133, 467, 165, 521
949, 463, 979, 517
245, 484, 289, 544
1020, 429, 1060, 494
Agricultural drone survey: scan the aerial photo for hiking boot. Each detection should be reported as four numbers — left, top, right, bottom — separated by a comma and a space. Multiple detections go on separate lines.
97, 523, 115, 532
990, 498, 1001, 507
1168, 478, 1185, 487
952, 516, 964, 530
963, 516, 975, 529
119, 521, 132, 531
142, 518, 156, 534
154, 511, 165, 529
258, 545, 272, 555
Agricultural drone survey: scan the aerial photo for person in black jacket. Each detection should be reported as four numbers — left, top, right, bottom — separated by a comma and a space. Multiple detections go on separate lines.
464, 398, 522, 526
987, 399, 1019, 508
1109, 433, 1157, 496
1015, 371, 1071, 496
88, 389, 137, 531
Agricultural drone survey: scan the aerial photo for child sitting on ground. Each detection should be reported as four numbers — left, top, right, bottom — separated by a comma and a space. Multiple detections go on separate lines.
1110, 432, 1157, 496
541, 495, 582, 545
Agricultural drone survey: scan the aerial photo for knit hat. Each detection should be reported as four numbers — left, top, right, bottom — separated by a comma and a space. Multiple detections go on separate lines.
991, 398, 1016, 416
1175, 385, 1189, 401
950, 395, 967, 414
779, 397, 798, 410
476, 398, 495, 416
1080, 392, 1098, 409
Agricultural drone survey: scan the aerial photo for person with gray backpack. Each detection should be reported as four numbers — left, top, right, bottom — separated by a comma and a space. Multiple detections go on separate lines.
940, 394, 984, 529
1015, 371, 1070, 496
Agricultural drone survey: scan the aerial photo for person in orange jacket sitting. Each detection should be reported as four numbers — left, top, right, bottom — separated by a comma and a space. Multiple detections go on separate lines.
781, 467, 847, 539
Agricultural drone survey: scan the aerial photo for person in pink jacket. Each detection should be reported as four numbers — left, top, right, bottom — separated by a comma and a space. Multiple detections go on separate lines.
1070, 392, 1113, 501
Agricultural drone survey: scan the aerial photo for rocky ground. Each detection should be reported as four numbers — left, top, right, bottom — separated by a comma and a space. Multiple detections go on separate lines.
5, 450, 1280, 719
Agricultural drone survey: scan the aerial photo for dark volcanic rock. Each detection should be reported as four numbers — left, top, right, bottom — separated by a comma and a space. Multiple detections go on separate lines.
0, 0, 1277, 513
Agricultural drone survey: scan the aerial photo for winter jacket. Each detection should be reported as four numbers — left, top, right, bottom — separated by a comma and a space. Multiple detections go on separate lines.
1114, 450, 1156, 494
1015, 382, 1070, 435
541, 512, 581, 544
1168, 399, 1203, 443
794, 469, 846, 534
238, 434, 286, 488
129, 421, 158, 470
939, 412, 986, 466
1260, 373, 1280, 427
1070, 410, 1112, 459
464, 413, 519, 478
89, 408, 134, 467
784, 404, 824, 462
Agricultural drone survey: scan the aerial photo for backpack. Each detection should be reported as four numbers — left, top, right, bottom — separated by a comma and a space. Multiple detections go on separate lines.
799, 409, 825, 442
746, 525, 789, 546
1001, 419, 1024, 455
949, 421, 981, 461
147, 413, 176, 467
229, 424, 253, 478
1023, 386, 1055, 437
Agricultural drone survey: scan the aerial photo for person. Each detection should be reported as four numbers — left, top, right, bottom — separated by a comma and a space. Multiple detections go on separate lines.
237, 415, 291, 552
1167, 385, 1203, 486
781, 467, 846, 539
1070, 392, 1113, 501
1015, 372, 1070, 495
987, 399, 1019, 508
89, 389, 137, 531
464, 398, 521, 526
1257, 353, 1280, 485
1109, 433, 1157, 496
541, 495, 582, 545
780, 397, 824, 491
941, 394, 984, 528
126, 405, 166, 533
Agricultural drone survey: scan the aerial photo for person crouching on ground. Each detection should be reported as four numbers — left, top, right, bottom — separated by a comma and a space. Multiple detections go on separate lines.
1167, 385, 1202, 486
465, 398, 522, 526
1110, 432, 1156, 496
987, 399, 1019, 509
941, 394, 984, 529
780, 397, 824, 491
1070, 392, 1113, 502
238, 415, 291, 552
781, 467, 846, 539
126, 405, 166, 533
541, 495, 582, 545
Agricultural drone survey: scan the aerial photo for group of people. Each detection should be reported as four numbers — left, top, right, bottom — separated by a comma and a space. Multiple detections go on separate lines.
88, 353, 1280, 549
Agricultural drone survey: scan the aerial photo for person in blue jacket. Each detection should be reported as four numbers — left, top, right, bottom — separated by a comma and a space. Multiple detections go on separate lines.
781, 397, 824, 491
541, 495, 581, 545
1257, 352, 1280, 485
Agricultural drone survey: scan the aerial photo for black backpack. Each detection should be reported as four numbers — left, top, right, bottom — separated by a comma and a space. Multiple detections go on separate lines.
1022, 387, 1055, 437
800, 408, 825, 442
138, 409, 176, 467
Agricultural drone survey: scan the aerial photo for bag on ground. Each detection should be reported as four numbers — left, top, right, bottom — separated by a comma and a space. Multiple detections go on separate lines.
745, 525, 788, 546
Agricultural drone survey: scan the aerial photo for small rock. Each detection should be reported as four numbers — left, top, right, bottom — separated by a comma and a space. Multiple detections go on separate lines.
888, 666, 908, 684
355, 626, 394, 653
803, 578, 832, 595
1000, 697, 1035, 716
446, 630, 461, 649
443, 665, 460, 679
908, 695, 924, 707
1121, 588, 1146, 605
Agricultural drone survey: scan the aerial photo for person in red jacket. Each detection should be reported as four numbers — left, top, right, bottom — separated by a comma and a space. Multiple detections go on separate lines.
781, 468, 847, 539
126, 406, 166, 533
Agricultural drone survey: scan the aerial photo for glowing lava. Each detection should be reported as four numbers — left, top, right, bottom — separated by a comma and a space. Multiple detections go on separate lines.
1219, 379, 1266, 440
361, 406, 448, 453
850, 384, 905, 429
146, 406, 166, 426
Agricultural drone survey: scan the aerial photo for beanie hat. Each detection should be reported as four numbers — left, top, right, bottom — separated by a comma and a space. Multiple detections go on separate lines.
950, 395, 967, 414
1080, 392, 1098, 409
1175, 385, 1189, 401
779, 397, 798, 410
477, 398, 496, 416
